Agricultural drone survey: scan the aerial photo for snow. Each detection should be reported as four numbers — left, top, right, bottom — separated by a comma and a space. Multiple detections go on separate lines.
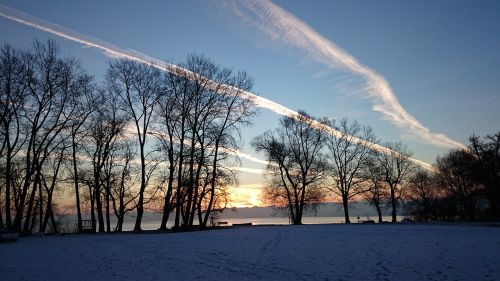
1, 224, 499, 281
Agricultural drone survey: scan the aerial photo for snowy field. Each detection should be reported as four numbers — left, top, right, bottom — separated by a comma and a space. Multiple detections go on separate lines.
1, 224, 499, 281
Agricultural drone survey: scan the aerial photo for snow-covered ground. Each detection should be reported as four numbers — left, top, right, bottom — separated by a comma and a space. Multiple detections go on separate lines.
1, 224, 499, 281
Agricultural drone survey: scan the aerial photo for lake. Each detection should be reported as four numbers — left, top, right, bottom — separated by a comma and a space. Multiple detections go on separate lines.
119, 215, 406, 231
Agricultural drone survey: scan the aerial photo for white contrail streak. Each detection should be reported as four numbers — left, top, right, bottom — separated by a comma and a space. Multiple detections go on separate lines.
0, 4, 434, 170
226, 0, 466, 150
226, 166, 265, 175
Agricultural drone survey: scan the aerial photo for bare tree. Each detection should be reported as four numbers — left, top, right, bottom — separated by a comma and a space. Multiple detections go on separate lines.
406, 169, 441, 221
154, 70, 185, 230
110, 141, 139, 232
324, 118, 376, 223
469, 132, 500, 219
83, 94, 126, 232
377, 142, 414, 222
436, 149, 481, 220
361, 154, 388, 223
12, 40, 84, 234
0, 44, 27, 228
155, 55, 256, 230
107, 59, 163, 231
67, 78, 100, 233
253, 112, 326, 225
39, 144, 67, 233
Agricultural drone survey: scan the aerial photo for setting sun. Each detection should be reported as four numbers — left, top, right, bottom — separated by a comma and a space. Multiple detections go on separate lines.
228, 184, 264, 208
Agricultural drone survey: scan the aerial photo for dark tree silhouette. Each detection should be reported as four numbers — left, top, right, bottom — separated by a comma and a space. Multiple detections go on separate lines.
0, 44, 26, 228
469, 132, 500, 219
436, 149, 481, 220
324, 118, 376, 223
11, 40, 88, 235
406, 169, 441, 221
154, 55, 256, 230
106, 59, 163, 231
377, 142, 414, 222
253, 112, 326, 225
361, 154, 388, 223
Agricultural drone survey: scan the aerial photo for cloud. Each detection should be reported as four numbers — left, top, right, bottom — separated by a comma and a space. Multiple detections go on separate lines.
226, 166, 265, 175
223, 0, 466, 150
0, 3, 435, 171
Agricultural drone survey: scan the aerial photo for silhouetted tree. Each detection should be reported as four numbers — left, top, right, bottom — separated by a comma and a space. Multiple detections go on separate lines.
324, 118, 376, 223
11, 40, 87, 235
0, 44, 27, 228
253, 112, 326, 225
469, 132, 500, 220
107, 59, 163, 231
155, 55, 256, 230
361, 154, 388, 223
83, 93, 127, 232
436, 149, 481, 220
406, 169, 442, 221
67, 79, 100, 233
108, 141, 139, 232
377, 142, 414, 222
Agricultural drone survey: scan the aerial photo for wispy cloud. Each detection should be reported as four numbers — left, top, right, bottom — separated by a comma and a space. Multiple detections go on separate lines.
226, 166, 265, 175
223, 0, 465, 150
0, 3, 436, 170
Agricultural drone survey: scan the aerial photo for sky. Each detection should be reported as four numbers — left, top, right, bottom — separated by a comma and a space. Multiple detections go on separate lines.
1, 0, 499, 208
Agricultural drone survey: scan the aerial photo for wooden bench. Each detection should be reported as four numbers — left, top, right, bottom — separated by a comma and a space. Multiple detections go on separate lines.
81, 220, 95, 233
217, 221, 228, 226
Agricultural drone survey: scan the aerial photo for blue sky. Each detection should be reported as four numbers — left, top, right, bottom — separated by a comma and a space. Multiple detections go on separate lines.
1, 0, 499, 205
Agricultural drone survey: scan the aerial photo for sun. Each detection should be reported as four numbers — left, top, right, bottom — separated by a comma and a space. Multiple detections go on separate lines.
228, 183, 264, 208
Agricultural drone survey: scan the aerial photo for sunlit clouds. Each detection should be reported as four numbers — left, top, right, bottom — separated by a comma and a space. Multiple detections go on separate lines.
223, 0, 466, 150
228, 183, 264, 208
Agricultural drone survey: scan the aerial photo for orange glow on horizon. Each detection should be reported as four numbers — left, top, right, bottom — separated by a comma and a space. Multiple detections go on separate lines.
228, 183, 265, 208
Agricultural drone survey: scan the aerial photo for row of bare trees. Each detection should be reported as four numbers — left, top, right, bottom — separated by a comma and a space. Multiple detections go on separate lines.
0, 40, 256, 235
255, 113, 499, 224
406, 133, 500, 221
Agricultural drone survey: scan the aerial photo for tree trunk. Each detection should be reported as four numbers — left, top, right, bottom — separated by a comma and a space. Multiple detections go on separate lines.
105, 184, 111, 233
202, 143, 220, 226
13, 132, 35, 233
175, 128, 186, 229
374, 200, 383, 223
22, 170, 41, 235
5, 147, 12, 228
95, 183, 104, 232
390, 185, 397, 222
159, 168, 174, 230
50, 206, 58, 233
342, 195, 351, 224
0, 201, 3, 226
89, 185, 96, 232
184, 134, 197, 229
38, 179, 43, 233
72, 136, 83, 233
116, 214, 123, 232
133, 143, 146, 232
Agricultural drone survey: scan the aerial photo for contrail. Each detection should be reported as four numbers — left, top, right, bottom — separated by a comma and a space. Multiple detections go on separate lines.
224, 0, 466, 150
0, 4, 435, 170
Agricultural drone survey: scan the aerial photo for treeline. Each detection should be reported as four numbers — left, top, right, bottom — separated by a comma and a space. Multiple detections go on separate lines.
1, 40, 498, 235
254, 113, 500, 224
0, 40, 256, 235
406, 133, 500, 221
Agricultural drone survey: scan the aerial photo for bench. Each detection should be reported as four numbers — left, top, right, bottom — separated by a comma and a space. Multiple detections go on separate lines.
217, 221, 228, 226
81, 219, 95, 233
